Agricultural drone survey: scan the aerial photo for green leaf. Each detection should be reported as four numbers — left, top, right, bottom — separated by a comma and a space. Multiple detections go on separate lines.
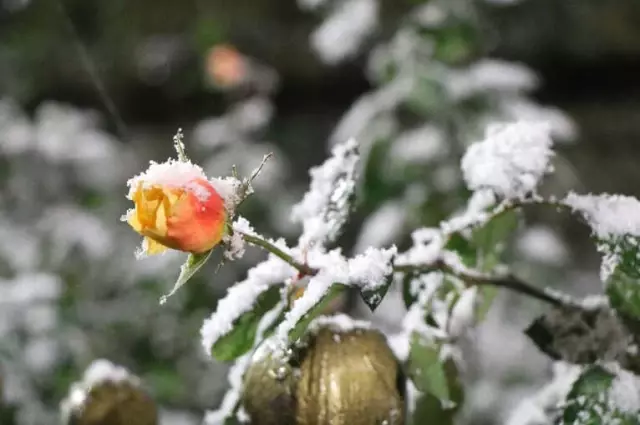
559, 365, 638, 425
409, 393, 456, 425
476, 286, 498, 321
604, 238, 640, 325
160, 250, 213, 304
444, 232, 476, 268
359, 274, 393, 312
288, 283, 348, 343
472, 209, 519, 272
211, 286, 282, 361
402, 273, 418, 309
406, 333, 464, 410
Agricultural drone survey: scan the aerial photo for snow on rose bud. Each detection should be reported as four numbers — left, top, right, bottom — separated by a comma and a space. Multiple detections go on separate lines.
123, 159, 229, 256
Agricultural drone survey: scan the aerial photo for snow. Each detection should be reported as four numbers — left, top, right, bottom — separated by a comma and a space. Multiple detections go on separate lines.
203, 354, 252, 425
389, 124, 447, 164
311, 0, 378, 65
445, 60, 539, 101
203, 301, 284, 425
607, 364, 640, 413
498, 98, 577, 142
291, 138, 359, 246
505, 362, 581, 425
210, 176, 243, 211
200, 256, 296, 354
564, 192, 640, 240
348, 246, 397, 292
461, 121, 555, 199
126, 158, 207, 199
395, 227, 445, 267
308, 313, 372, 334
448, 286, 478, 338
60, 359, 140, 416
517, 226, 568, 265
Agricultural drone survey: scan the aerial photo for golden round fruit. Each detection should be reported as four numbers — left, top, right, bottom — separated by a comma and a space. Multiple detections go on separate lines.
295, 327, 405, 425
242, 350, 297, 425
66, 381, 158, 425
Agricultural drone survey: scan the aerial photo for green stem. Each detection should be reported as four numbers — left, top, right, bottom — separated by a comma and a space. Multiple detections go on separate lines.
239, 232, 316, 276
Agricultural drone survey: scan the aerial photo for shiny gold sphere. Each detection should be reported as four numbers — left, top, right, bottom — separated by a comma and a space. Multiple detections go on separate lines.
66, 381, 158, 425
242, 323, 405, 425
242, 351, 297, 425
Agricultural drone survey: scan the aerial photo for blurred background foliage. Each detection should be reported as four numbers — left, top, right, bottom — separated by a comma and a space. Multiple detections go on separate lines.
1, 0, 640, 424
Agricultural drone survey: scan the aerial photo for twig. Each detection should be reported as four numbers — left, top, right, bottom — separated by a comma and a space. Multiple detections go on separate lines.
238, 232, 316, 277
394, 260, 580, 309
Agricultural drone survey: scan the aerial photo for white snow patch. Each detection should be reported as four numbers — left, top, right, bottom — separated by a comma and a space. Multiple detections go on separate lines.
311, 0, 378, 65
448, 286, 478, 338
308, 313, 372, 334
60, 359, 140, 416
564, 192, 640, 240
348, 246, 397, 292
446, 60, 538, 101
461, 121, 554, 199
389, 124, 447, 164
126, 159, 206, 199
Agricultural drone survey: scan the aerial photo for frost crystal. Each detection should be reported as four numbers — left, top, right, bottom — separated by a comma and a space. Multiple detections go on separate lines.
461, 121, 554, 199
291, 138, 359, 247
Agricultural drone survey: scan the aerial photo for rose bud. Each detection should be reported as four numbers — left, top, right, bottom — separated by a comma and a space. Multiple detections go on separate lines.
124, 159, 227, 256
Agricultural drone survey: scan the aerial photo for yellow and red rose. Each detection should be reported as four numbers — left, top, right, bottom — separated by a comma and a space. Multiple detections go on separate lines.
124, 160, 227, 256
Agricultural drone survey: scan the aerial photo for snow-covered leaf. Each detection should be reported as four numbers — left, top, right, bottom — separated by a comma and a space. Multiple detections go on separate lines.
471, 209, 520, 271
291, 138, 359, 247
287, 283, 347, 343
351, 246, 397, 311
564, 193, 640, 324
359, 274, 393, 312
160, 250, 213, 304
525, 306, 640, 375
559, 365, 640, 425
604, 240, 640, 326
406, 334, 463, 410
409, 393, 456, 425
211, 286, 283, 361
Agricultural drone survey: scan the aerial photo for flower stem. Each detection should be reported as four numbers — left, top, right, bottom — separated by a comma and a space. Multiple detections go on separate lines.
239, 232, 316, 276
